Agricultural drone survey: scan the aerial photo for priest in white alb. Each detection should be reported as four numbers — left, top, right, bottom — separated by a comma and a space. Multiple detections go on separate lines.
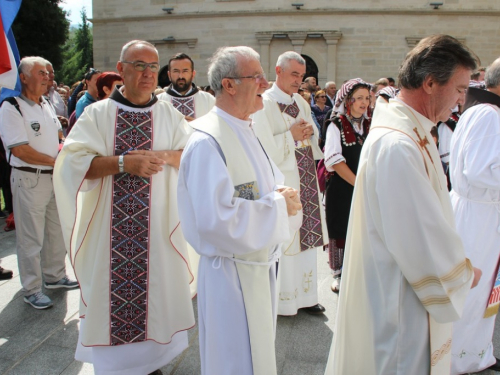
54, 40, 195, 375
177, 46, 302, 375
449, 57, 500, 374
252, 51, 328, 316
325, 35, 481, 375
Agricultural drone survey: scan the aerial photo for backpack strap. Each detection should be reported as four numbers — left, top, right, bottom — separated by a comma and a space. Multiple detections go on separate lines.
0, 97, 23, 163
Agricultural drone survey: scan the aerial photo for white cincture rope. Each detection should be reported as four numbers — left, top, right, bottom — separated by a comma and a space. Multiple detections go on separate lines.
211, 247, 281, 269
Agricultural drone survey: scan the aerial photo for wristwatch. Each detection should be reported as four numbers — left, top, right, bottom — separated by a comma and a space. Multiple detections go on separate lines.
118, 155, 124, 173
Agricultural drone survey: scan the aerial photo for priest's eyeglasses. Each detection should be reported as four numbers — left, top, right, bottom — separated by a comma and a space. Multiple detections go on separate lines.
121, 61, 160, 73
226, 73, 266, 83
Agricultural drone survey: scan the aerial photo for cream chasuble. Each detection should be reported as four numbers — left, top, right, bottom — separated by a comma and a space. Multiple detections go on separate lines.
325, 98, 473, 375
158, 87, 215, 119
252, 84, 328, 315
54, 93, 195, 351
158, 85, 215, 298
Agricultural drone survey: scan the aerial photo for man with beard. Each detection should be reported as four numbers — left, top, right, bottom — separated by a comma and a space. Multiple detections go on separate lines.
158, 53, 215, 121
304, 76, 317, 105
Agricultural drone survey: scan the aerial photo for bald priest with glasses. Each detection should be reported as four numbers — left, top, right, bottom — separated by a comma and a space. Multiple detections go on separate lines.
54, 40, 195, 375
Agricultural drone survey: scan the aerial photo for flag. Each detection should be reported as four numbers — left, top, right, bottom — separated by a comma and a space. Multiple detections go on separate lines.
0, 0, 22, 100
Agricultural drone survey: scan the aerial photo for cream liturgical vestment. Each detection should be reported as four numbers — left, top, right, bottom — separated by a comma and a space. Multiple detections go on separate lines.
53, 88, 195, 375
252, 84, 328, 315
178, 107, 300, 375
158, 84, 215, 297
158, 84, 215, 119
449, 102, 500, 374
325, 98, 474, 375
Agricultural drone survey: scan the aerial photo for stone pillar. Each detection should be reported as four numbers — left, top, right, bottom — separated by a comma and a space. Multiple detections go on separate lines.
255, 32, 273, 79
288, 31, 307, 54
323, 31, 342, 83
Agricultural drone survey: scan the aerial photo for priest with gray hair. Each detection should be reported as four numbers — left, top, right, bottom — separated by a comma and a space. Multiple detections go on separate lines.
178, 46, 302, 375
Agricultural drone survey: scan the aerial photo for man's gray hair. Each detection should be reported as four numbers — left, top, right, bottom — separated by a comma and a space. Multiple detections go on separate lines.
398, 35, 478, 90
485, 58, 500, 89
325, 81, 336, 88
18, 56, 50, 77
119, 40, 158, 62
276, 51, 305, 69
208, 46, 260, 96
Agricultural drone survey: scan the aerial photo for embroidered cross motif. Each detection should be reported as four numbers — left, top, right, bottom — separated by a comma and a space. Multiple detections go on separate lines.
172, 96, 195, 117
412, 127, 432, 160
278, 101, 300, 119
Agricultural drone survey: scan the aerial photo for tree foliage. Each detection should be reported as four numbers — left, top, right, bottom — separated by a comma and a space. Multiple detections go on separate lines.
59, 8, 93, 86
12, 0, 69, 72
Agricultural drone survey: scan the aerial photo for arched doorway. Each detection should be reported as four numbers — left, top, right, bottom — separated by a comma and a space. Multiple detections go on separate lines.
158, 65, 170, 89
301, 54, 318, 84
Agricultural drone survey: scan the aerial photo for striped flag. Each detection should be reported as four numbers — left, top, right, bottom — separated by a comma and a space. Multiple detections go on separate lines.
0, 0, 22, 100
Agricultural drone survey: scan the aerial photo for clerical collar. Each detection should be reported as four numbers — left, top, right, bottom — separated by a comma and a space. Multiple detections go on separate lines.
266, 83, 295, 105
110, 85, 158, 108
463, 87, 500, 112
166, 83, 198, 98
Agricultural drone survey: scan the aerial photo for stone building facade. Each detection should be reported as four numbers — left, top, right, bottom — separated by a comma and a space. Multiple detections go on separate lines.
92, 0, 500, 87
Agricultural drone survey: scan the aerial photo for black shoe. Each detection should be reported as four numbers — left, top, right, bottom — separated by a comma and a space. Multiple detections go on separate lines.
302, 303, 326, 315
148, 370, 163, 375
488, 357, 500, 371
0, 266, 13, 280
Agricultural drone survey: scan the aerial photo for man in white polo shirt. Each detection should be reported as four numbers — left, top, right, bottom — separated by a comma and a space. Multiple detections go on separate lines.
0, 56, 78, 310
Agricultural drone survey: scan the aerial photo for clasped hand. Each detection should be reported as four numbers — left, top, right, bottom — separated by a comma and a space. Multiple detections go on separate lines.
277, 187, 302, 216
290, 119, 314, 141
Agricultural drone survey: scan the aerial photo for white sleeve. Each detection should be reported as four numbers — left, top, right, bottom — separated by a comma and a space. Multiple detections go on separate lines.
178, 135, 291, 257
0, 100, 29, 150
372, 135, 472, 323
324, 124, 345, 171
462, 108, 500, 190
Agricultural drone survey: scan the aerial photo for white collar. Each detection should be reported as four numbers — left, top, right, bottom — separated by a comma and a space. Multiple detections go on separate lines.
265, 83, 295, 105
392, 97, 435, 132
213, 106, 253, 130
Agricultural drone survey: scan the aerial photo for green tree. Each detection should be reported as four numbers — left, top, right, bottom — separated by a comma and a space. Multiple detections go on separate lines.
12, 0, 69, 72
60, 8, 93, 85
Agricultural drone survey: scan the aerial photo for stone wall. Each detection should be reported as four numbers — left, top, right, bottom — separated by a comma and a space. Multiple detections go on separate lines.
91, 1, 500, 87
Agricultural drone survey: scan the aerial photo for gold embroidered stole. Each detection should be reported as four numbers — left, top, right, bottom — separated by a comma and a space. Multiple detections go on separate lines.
372, 100, 452, 375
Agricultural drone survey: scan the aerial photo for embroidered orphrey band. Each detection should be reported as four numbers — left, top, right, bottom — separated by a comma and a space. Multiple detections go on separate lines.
110, 108, 153, 345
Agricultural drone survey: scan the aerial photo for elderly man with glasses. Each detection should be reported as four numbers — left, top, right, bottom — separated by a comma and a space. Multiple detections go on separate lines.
0, 56, 78, 310
178, 46, 302, 375
54, 40, 195, 375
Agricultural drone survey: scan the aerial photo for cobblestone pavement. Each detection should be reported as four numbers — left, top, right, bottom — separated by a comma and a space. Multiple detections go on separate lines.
0, 222, 498, 374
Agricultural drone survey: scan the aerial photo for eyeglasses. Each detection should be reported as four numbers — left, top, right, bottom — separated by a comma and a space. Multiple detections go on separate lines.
226, 73, 266, 83
316, 95, 326, 98
121, 61, 160, 73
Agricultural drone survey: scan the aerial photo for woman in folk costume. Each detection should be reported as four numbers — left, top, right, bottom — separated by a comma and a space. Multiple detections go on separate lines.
322, 78, 371, 293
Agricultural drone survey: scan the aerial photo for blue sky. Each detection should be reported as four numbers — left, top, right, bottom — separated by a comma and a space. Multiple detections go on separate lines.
59, 0, 93, 26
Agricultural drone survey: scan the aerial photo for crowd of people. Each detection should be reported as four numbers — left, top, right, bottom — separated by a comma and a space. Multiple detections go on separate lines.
0, 34, 499, 375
